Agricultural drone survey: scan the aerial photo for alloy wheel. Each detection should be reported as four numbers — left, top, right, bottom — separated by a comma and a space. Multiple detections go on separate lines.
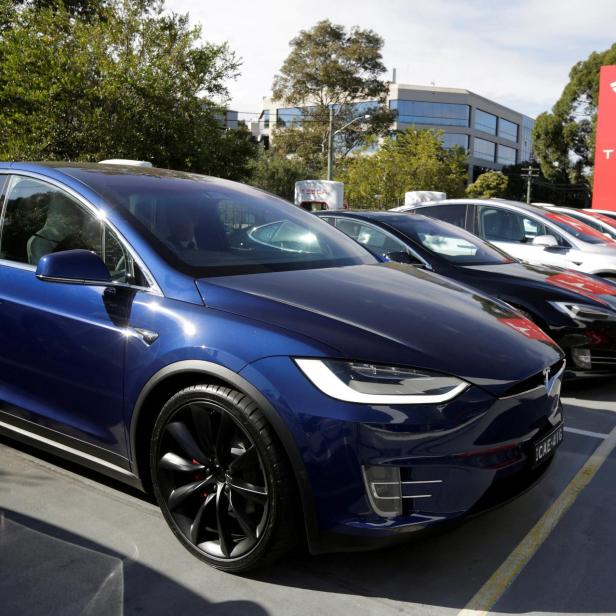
156, 400, 270, 560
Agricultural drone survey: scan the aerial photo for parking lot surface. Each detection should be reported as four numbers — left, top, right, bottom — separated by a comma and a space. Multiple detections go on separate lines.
1, 380, 615, 616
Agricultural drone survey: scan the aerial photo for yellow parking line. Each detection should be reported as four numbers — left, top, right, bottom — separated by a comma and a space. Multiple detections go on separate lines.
458, 425, 616, 616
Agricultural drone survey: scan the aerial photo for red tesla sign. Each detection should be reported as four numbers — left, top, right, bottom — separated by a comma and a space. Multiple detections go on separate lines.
592, 65, 616, 211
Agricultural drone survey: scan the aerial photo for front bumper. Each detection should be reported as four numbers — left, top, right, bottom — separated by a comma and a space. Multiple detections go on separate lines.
556, 321, 616, 377
240, 356, 563, 554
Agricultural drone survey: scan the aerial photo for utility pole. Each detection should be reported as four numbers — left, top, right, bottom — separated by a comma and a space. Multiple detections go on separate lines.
326, 106, 334, 181
522, 164, 540, 204
326, 110, 371, 182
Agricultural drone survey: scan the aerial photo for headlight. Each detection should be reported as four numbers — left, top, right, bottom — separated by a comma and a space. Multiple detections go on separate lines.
294, 359, 469, 404
550, 302, 616, 322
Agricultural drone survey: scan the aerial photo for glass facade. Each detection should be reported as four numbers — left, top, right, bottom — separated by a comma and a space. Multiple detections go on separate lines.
275, 101, 378, 128
474, 109, 497, 135
474, 138, 496, 162
442, 133, 469, 151
498, 118, 518, 142
389, 100, 470, 127
521, 116, 535, 162
497, 144, 517, 166
276, 107, 306, 127
259, 109, 270, 130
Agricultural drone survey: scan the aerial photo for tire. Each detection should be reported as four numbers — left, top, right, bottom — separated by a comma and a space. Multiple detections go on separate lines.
150, 384, 297, 573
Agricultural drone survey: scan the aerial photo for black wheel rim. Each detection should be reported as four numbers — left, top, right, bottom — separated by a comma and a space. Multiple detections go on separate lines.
157, 401, 269, 560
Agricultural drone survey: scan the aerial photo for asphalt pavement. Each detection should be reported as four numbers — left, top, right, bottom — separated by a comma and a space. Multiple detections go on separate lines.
1, 379, 615, 616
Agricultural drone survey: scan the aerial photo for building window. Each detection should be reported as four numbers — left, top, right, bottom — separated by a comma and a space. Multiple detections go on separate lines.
259, 109, 270, 130
474, 138, 496, 162
498, 118, 518, 142
442, 133, 469, 151
389, 100, 470, 127
521, 116, 535, 163
474, 109, 497, 135
497, 144, 517, 166
276, 107, 306, 127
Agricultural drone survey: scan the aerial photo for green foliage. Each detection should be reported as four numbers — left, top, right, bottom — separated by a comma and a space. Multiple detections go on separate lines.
273, 19, 388, 107
338, 129, 467, 209
0, 0, 255, 179
532, 43, 616, 184
248, 152, 312, 201
466, 171, 508, 199
271, 19, 393, 176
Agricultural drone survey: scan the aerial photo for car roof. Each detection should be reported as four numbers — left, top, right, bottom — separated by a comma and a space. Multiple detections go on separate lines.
316, 210, 433, 224
413, 197, 550, 216
0, 161, 232, 188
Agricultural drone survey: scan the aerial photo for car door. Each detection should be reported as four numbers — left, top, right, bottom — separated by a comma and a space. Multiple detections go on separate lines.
474, 204, 576, 268
0, 174, 142, 464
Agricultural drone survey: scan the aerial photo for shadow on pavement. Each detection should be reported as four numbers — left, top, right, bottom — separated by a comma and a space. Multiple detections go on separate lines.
0, 509, 268, 616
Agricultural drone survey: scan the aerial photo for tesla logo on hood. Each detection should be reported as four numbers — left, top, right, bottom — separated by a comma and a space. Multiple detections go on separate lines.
499, 316, 555, 344
546, 272, 616, 304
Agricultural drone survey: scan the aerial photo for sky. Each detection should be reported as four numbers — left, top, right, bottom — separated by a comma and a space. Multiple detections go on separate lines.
168, 0, 616, 122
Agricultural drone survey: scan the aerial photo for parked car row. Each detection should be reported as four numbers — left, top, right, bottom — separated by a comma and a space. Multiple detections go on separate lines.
317, 209, 616, 377
0, 164, 575, 574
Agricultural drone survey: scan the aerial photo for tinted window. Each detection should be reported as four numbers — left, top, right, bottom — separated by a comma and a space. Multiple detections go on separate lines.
418, 204, 467, 229
0, 176, 131, 282
497, 145, 517, 166
478, 206, 547, 244
63, 169, 376, 277
391, 216, 513, 265
389, 100, 470, 127
332, 218, 418, 260
474, 109, 497, 135
498, 118, 519, 142
474, 138, 496, 162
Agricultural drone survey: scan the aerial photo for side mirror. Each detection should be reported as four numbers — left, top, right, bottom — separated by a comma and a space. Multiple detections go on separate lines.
36, 249, 112, 285
385, 250, 412, 263
531, 235, 558, 247
384, 251, 424, 266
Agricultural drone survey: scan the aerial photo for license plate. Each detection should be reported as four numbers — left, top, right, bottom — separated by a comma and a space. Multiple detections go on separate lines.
532, 423, 564, 466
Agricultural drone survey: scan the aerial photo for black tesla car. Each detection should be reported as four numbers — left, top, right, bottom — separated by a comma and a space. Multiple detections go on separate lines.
317, 210, 616, 378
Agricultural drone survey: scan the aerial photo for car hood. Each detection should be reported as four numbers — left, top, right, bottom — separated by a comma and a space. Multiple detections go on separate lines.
465, 262, 616, 308
196, 263, 563, 397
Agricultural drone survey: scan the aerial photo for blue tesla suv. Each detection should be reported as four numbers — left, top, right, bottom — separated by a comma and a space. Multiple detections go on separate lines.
0, 162, 565, 572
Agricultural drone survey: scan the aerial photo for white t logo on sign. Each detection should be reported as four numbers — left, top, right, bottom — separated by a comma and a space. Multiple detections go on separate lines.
604, 149, 614, 159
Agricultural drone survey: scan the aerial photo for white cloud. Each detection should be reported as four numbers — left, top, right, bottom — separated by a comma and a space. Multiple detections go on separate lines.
168, 0, 616, 119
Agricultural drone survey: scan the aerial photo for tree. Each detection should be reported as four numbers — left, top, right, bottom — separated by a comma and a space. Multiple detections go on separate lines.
466, 171, 508, 199
532, 43, 616, 184
271, 20, 394, 176
338, 129, 467, 208
0, 0, 255, 179
248, 152, 312, 201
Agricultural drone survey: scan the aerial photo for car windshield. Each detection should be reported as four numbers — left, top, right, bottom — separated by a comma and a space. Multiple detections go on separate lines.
544, 212, 615, 245
63, 168, 376, 277
386, 216, 514, 265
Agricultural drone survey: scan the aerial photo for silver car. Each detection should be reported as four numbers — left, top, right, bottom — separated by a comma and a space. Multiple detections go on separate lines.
398, 198, 616, 278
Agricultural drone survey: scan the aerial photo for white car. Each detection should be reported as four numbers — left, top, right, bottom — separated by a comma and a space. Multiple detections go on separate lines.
403, 198, 616, 278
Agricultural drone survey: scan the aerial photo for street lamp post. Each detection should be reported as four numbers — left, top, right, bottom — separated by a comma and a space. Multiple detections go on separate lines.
326, 111, 372, 181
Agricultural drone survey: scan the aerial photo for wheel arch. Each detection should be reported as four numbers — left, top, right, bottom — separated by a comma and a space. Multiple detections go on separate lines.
128, 360, 320, 551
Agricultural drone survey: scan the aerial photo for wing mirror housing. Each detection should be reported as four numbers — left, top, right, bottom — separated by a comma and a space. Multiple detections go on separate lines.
384, 251, 428, 268
36, 249, 112, 285
531, 235, 559, 247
